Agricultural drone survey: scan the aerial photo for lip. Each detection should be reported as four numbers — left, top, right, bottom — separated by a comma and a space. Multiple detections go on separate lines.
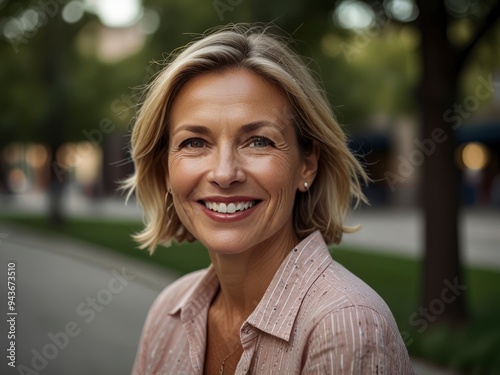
197, 196, 261, 223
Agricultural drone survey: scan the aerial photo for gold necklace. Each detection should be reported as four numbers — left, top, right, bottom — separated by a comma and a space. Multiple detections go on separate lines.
219, 344, 241, 375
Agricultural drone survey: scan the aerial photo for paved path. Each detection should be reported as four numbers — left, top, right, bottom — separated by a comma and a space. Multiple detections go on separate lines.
0, 223, 178, 375
343, 207, 500, 270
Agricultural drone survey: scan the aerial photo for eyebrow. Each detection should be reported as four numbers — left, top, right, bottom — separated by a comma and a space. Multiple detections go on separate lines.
172, 121, 285, 137
172, 124, 211, 136
240, 121, 285, 135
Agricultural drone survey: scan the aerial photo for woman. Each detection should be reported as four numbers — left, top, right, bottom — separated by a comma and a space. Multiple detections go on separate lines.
126, 25, 414, 374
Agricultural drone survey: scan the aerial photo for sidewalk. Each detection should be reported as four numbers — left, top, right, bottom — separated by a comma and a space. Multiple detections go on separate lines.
0, 222, 179, 375
343, 207, 500, 270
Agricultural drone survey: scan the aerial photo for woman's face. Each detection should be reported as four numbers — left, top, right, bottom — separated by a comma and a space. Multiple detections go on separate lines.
167, 69, 317, 254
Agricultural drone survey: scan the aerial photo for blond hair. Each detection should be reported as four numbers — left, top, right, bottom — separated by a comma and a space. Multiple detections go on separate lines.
123, 24, 368, 253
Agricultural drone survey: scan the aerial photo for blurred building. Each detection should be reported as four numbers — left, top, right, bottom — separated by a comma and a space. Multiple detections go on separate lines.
350, 113, 500, 208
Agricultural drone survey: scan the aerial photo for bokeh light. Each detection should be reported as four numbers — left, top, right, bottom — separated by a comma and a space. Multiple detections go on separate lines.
138, 8, 161, 35
333, 0, 375, 30
91, 0, 143, 28
62, 1, 85, 24
384, 0, 419, 22
26, 144, 49, 169
461, 142, 490, 170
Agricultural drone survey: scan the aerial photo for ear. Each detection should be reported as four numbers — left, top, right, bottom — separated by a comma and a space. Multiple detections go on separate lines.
298, 142, 320, 192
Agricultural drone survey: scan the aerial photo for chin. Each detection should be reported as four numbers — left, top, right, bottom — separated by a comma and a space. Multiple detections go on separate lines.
203, 240, 252, 255
198, 231, 260, 255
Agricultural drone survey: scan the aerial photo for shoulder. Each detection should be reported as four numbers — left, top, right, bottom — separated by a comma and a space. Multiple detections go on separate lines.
293, 232, 396, 327
137, 269, 208, 340
303, 304, 414, 374
299, 260, 414, 374
148, 269, 207, 318
298, 256, 407, 351
306, 259, 398, 330
131, 269, 208, 374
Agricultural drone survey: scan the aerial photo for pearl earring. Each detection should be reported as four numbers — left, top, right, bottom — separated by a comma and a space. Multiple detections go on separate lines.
304, 182, 308, 190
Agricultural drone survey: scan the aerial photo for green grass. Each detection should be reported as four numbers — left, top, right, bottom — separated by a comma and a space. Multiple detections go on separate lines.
2, 215, 500, 373
1, 215, 212, 274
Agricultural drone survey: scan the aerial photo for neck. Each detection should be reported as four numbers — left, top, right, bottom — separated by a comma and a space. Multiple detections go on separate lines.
208, 228, 299, 320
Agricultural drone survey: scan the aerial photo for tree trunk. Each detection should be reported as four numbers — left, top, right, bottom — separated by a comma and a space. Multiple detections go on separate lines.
42, 18, 70, 225
0, 154, 11, 194
48, 142, 65, 225
417, 1, 468, 323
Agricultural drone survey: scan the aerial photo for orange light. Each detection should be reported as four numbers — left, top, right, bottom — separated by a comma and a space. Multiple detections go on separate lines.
462, 142, 489, 170
26, 144, 48, 168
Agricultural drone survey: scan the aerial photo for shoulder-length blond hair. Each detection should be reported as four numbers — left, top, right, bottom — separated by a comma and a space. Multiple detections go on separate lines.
123, 24, 368, 254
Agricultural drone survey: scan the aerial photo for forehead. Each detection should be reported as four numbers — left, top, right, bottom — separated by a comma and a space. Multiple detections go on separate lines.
169, 69, 290, 125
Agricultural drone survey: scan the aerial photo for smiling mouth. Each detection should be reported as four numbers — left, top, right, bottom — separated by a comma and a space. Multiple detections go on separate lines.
200, 200, 259, 214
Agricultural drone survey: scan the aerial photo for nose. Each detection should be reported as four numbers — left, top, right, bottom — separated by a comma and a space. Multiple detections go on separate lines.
207, 145, 246, 188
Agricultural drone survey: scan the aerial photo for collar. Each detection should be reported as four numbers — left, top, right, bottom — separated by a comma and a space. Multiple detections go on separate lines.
246, 231, 332, 341
168, 265, 219, 321
168, 231, 332, 341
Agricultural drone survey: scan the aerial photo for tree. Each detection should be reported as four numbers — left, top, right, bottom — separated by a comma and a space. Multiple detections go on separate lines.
39, 13, 74, 224
0, 1, 155, 222
416, 0, 500, 322
0, 0, 75, 223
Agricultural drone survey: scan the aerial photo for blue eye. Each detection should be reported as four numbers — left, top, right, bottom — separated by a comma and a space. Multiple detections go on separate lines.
180, 138, 205, 148
250, 137, 274, 148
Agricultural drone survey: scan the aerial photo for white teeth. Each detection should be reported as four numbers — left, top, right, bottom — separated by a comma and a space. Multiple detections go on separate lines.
204, 200, 257, 213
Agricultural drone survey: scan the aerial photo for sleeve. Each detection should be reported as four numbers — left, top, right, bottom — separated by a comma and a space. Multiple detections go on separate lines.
301, 305, 415, 375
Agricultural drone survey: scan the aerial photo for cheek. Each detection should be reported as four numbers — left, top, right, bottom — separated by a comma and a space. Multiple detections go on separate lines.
167, 158, 200, 231
168, 156, 205, 194
249, 153, 300, 195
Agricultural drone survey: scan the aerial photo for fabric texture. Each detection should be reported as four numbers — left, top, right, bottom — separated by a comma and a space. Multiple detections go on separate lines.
131, 231, 415, 374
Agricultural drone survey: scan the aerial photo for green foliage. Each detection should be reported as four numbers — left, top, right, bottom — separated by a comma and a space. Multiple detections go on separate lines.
1, 0, 499, 146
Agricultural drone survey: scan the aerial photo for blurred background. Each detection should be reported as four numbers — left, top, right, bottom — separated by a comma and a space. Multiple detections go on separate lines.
0, 0, 499, 374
